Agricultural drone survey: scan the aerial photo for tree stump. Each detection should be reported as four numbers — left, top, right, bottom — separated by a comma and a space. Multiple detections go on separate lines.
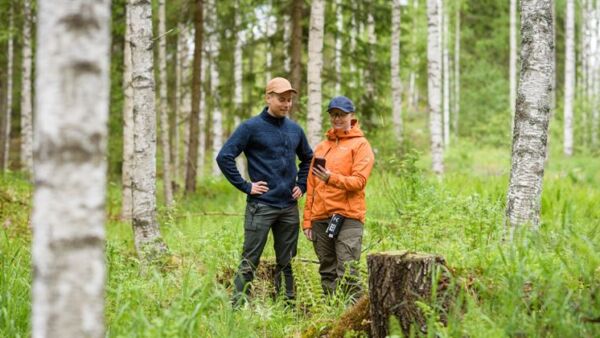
367, 251, 450, 338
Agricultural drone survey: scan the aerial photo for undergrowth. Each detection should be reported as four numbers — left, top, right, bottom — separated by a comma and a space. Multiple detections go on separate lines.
1, 139, 600, 337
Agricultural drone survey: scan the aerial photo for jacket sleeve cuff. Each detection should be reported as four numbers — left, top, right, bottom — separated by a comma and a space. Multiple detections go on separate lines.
243, 182, 252, 194
327, 172, 340, 187
302, 220, 312, 229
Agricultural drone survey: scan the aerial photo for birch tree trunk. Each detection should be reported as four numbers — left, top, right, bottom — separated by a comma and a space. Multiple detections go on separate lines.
265, 1, 274, 83
284, 14, 291, 73
505, 0, 554, 235
391, 0, 403, 144
157, 0, 174, 207
234, 10, 244, 111
129, 0, 168, 259
0, 77, 4, 167
408, 0, 419, 111
442, 2, 451, 148
581, 0, 591, 145
453, 5, 460, 136
32, 1, 110, 336
307, 0, 325, 148
509, 0, 518, 117
290, 0, 303, 118
207, 0, 222, 177
179, 24, 192, 181
407, 73, 415, 110
349, 13, 358, 90
585, 0, 593, 102
185, 0, 204, 194
427, 0, 444, 175
234, 10, 247, 179
2, 3, 14, 171
564, 0, 575, 156
174, 22, 184, 184
551, 1, 556, 113
21, 0, 34, 177
335, 0, 343, 95
122, 6, 134, 221
365, 5, 377, 104
592, 2, 600, 147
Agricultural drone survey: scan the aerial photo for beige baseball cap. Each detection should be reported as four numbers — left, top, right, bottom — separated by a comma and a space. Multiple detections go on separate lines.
265, 77, 297, 95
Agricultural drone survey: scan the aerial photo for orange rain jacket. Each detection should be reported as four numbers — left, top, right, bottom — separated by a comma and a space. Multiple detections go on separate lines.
302, 120, 375, 229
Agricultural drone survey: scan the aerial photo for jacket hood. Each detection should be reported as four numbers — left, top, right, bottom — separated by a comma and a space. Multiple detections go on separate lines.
326, 119, 364, 140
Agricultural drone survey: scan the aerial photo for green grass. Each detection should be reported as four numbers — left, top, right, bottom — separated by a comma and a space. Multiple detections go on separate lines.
2, 137, 600, 337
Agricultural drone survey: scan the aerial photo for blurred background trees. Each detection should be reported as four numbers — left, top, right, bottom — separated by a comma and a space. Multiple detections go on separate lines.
0, 0, 598, 188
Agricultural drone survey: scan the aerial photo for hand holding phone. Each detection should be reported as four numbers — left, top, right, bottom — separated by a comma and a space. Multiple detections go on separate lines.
313, 157, 326, 169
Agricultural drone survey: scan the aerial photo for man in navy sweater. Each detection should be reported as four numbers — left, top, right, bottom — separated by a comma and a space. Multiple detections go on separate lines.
217, 77, 313, 306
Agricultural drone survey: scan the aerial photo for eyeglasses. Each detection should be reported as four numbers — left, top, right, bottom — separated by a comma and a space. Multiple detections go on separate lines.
329, 111, 350, 118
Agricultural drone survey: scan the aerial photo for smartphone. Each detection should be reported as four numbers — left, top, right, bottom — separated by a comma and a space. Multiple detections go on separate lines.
313, 157, 326, 169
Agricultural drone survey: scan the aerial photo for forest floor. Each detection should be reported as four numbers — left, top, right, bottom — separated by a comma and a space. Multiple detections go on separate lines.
2, 137, 600, 337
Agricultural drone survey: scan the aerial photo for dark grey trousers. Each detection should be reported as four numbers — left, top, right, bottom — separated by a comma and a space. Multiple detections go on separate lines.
312, 218, 364, 298
233, 202, 299, 303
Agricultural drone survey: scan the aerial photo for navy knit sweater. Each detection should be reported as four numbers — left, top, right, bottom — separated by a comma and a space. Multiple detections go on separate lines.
216, 107, 313, 208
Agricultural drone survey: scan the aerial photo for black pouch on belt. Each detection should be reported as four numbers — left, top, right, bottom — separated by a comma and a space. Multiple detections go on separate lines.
326, 213, 345, 239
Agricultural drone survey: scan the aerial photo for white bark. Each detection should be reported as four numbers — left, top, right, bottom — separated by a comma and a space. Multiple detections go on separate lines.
365, 6, 376, 100
32, 1, 110, 336
509, 0, 518, 118
442, 2, 450, 148
408, 72, 416, 110
234, 11, 247, 180
592, 3, 600, 147
506, 0, 554, 234
21, 0, 34, 176
335, 0, 343, 94
408, 0, 419, 111
453, 5, 460, 135
349, 14, 358, 90
391, 0, 403, 144
307, 0, 325, 148
122, 6, 134, 221
414, 80, 420, 109
174, 22, 184, 183
427, 0, 444, 175
585, 0, 593, 101
580, 0, 591, 143
265, 1, 274, 83
129, 0, 168, 260
234, 12, 244, 108
581, 0, 589, 103
284, 14, 291, 73
180, 25, 193, 181
551, 1, 556, 113
157, 0, 174, 207
3, 3, 13, 171
207, 0, 222, 177
564, 0, 575, 156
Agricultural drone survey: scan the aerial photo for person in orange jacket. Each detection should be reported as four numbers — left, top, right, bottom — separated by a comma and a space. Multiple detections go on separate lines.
302, 96, 375, 299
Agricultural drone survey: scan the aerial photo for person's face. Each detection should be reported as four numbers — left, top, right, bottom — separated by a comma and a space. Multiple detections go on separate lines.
329, 108, 353, 130
265, 91, 293, 118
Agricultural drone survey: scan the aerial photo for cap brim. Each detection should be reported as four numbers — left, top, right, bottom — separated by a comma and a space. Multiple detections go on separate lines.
269, 88, 297, 94
328, 106, 353, 113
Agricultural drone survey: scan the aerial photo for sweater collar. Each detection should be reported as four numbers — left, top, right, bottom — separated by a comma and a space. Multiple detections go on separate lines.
260, 107, 286, 126
326, 119, 363, 140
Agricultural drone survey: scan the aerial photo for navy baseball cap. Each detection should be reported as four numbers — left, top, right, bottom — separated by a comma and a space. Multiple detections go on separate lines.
327, 96, 355, 113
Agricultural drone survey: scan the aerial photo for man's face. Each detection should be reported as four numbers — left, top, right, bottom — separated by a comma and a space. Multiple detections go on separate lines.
265, 91, 294, 118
